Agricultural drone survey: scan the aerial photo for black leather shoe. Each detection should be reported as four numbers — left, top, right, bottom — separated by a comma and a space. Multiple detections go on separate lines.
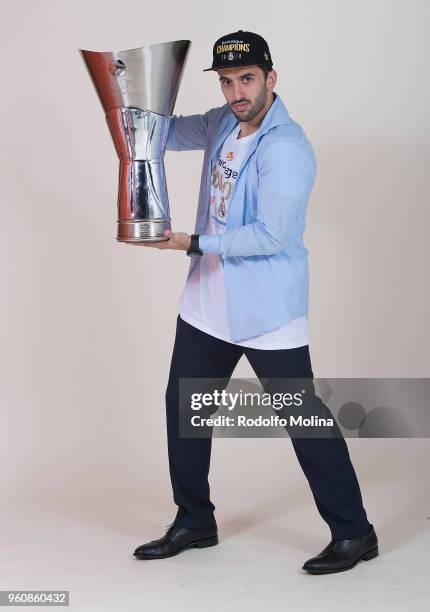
302, 524, 378, 574
133, 522, 218, 560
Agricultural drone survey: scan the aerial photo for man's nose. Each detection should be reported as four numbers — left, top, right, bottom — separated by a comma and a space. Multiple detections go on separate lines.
231, 82, 245, 102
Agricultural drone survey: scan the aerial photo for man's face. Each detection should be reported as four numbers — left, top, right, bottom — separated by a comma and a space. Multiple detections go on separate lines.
218, 65, 271, 122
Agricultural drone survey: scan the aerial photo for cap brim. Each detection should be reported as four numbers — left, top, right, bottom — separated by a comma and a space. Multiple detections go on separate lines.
203, 62, 272, 72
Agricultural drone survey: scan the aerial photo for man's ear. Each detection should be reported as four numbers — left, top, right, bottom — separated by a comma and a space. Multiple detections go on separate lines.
268, 69, 277, 89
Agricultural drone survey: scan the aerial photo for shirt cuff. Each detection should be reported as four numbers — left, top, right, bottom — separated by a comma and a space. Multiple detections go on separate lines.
198, 234, 222, 254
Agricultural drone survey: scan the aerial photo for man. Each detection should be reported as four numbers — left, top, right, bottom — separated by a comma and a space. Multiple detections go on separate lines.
128, 30, 378, 574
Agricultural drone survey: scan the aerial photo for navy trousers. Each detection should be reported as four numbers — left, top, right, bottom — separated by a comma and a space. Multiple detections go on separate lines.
165, 314, 371, 540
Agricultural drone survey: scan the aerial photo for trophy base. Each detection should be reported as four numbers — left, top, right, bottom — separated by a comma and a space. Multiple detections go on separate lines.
116, 218, 171, 242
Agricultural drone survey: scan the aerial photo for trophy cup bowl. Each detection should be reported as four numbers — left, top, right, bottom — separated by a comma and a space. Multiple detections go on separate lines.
79, 40, 191, 242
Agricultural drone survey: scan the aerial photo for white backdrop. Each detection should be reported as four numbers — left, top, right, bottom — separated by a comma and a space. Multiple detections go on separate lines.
1, 1, 429, 608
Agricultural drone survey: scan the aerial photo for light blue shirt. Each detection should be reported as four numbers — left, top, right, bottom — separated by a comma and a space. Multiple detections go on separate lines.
166, 92, 317, 343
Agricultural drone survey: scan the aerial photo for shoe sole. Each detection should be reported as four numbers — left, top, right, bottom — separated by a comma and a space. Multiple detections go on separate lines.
303, 546, 379, 574
133, 534, 219, 560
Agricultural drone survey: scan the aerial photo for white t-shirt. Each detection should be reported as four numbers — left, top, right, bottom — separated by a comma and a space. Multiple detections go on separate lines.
179, 123, 308, 350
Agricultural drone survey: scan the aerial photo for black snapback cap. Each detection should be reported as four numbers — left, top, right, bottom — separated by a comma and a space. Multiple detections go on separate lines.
203, 30, 273, 72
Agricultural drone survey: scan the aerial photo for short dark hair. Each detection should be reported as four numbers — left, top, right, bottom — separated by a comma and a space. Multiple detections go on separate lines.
260, 65, 272, 79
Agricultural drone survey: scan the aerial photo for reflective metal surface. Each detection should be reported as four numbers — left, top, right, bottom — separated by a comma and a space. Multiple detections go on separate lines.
79, 40, 191, 241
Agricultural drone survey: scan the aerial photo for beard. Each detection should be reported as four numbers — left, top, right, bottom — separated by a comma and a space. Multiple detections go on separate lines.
229, 84, 267, 122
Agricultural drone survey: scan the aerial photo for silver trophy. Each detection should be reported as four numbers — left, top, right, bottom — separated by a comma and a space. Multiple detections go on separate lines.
79, 40, 191, 241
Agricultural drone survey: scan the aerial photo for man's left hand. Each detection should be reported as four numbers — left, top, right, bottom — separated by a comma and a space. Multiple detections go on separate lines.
122, 230, 191, 251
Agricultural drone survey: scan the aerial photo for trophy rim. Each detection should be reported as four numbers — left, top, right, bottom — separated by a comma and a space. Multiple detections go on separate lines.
78, 39, 191, 55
